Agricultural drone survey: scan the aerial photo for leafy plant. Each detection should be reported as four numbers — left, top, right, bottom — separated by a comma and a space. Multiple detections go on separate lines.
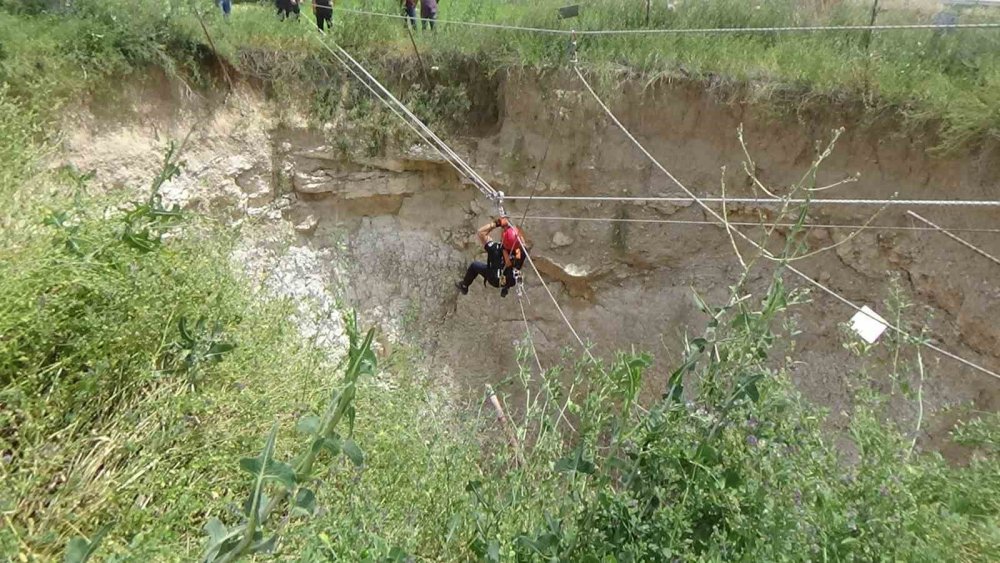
119, 142, 185, 252
63, 525, 110, 563
173, 315, 237, 386
201, 314, 377, 562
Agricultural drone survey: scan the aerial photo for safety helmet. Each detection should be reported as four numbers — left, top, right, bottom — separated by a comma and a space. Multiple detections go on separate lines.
501, 225, 522, 252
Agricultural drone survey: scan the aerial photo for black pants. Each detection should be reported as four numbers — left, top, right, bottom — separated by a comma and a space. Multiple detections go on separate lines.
316, 9, 332, 31
276, 1, 299, 20
421, 9, 436, 31
463, 261, 498, 288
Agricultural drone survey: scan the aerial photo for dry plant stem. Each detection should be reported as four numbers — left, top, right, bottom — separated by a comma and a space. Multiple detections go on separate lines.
760, 132, 845, 260
486, 385, 525, 467
2, 514, 30, 555
784, 204, 887, 262
554, 380, 580, 438
720, 166, 748, 270
739, 125, 782, 200
909, 349, 926, 459
809, 176, 859, 192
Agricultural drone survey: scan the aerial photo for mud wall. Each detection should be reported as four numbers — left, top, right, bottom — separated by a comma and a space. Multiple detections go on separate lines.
61, 68, 1000, 446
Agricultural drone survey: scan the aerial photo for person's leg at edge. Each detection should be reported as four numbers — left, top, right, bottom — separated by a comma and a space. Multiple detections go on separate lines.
457, 262, 489, 294
317, 11, 331, 31
421, 5, 430, 30
405, 5, 417, 29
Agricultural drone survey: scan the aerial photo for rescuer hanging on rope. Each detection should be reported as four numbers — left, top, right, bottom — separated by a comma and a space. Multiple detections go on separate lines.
456, 216, 525, 298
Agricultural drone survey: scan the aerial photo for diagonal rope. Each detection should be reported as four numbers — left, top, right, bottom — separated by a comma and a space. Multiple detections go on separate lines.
573, 64, 1000, 382
519, 117, 557, 229
518, 296, 545, 376
314, 37, 498, 200
906, 210, 1000, 268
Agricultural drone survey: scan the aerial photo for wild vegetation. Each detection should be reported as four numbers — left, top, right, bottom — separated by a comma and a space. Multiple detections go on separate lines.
1, 1, 999, 561
4, 0, 1000, 151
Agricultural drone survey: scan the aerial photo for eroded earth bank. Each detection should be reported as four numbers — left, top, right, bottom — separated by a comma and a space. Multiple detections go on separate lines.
62, 68, 1000, 451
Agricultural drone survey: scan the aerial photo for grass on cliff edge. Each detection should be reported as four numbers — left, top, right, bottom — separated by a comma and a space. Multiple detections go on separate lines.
3, 0, 1000, 151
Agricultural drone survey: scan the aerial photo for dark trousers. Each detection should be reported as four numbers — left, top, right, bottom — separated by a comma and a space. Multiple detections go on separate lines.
463, 262, 498, 288
421, 8, 436, 31
316, 9, 332, 31
276, 1, 299, 20
403, 5, 417, 29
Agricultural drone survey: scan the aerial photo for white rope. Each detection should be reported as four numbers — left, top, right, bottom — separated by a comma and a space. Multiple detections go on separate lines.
907, 210, 1000, 267
518, 296, 545, 376
523, 247, 599, 366
314, 33, 603, 372
332, 7, 1000, 35
313, 36, 499, 200
313, 40, 454, 174
573, 64, 1000, 383
518, 293, 581, 433
504, 195, 1000, 207
522, 214, 1000, 234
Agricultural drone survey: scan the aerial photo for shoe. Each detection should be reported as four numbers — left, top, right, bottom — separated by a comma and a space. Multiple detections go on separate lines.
455, 282, 468, 295
500, 287, 509, 298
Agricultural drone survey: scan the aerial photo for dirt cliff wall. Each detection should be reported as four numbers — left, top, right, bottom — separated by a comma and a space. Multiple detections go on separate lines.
60, 67, 1000, 449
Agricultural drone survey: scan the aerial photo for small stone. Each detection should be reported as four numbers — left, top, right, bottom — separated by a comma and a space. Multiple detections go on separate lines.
295, 214, 319, 234
809, 228, 830, 242
551, 231, 574, 248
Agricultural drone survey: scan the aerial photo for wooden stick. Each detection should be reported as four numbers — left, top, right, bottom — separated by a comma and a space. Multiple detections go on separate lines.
194, 8, 235, 91
485, 385, 525, 466
405, 22, 429, 87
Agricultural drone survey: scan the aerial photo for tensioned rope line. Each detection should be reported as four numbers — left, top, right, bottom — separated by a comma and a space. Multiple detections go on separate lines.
306, 26, 490, 198
332, 7, 1000, 35
518, 297, 545, 376
907, 211, 1000, 268
505, 195, 1000, 207
522, 214, 1000, 234
518, 294, 579, 433
312, 35, 499, 200
573, 63, 1000, 382
318, 48, 460, 182
311, 32, 604, 371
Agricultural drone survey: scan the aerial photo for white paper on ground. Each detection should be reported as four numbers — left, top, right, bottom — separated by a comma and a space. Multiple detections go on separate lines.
850, 305, 889, 344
